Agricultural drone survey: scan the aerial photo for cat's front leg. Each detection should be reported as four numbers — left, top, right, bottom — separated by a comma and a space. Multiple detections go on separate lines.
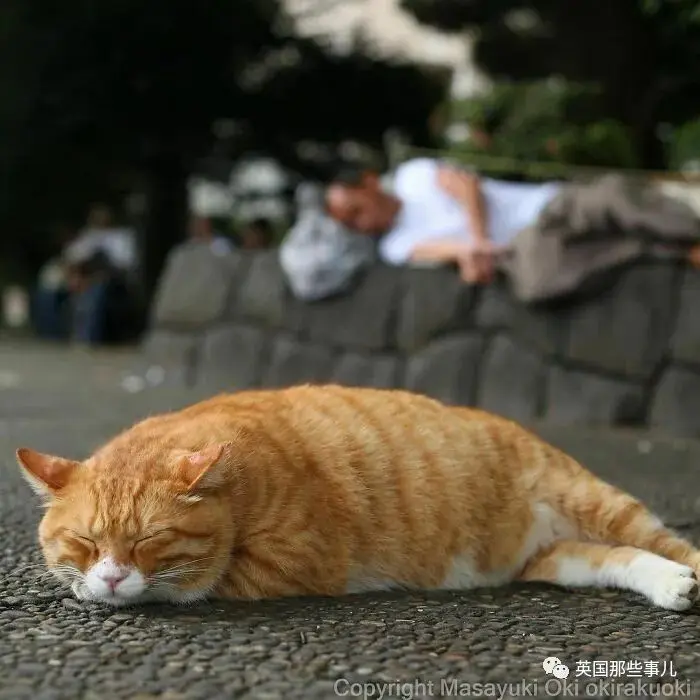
519, 540, 699, 611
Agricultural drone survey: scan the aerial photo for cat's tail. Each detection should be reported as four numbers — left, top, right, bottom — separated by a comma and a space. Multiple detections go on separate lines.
538, 440, 700, 572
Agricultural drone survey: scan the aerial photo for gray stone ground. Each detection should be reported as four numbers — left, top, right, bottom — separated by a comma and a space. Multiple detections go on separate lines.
0, 340, 698, 700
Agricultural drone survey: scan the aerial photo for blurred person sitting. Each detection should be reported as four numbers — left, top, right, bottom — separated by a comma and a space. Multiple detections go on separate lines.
64, 203, 137, 275
32, 223, 77, 340
63, 203, 138, 345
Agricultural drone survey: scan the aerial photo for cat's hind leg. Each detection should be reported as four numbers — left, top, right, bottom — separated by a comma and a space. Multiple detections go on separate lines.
519, 540, 699, 611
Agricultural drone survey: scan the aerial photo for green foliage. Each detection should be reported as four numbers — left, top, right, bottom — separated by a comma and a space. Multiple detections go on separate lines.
446, 80, 639, 174
403, 0, 700, 170
667, 118, 700, 170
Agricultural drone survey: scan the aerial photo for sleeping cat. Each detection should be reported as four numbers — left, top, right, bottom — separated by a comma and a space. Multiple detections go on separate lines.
16, 384, 700, 610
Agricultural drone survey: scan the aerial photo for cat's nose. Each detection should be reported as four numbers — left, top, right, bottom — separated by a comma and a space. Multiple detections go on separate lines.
101, 573, 127, 591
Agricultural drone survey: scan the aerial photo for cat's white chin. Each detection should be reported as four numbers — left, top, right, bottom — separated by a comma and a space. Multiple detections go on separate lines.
70, 579, 209, 607
71, 580, 146, 607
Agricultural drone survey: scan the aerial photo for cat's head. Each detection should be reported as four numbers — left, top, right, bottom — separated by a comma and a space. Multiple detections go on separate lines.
16, 443, 237, 607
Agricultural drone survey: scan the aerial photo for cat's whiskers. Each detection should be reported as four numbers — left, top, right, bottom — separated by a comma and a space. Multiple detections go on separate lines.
12, 562, 46, 576
29, 570, 61, 584
151, 557, 217, 580
49, 564, 84, 585
150, 566, 211, 584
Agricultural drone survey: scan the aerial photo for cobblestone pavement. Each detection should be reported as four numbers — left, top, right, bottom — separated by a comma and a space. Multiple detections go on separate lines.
0, 341, 698, 699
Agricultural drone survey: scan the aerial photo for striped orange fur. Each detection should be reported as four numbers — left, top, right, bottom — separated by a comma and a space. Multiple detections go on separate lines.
16, 385, 700, 610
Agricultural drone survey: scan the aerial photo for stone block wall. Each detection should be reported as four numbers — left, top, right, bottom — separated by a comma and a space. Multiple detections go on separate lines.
143, 241, 700, 437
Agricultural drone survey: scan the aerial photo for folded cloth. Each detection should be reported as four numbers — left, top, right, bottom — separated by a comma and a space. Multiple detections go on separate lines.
498, 174, 700, 303
539, 174, 700, 244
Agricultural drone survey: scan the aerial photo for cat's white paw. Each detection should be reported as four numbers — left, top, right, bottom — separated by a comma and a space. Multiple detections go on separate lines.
645, 562, 698, 611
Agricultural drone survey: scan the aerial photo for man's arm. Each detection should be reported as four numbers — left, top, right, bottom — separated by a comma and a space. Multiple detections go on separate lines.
435, 166, 504, 284
408, 238, 470, 264
436, 167, 489, 243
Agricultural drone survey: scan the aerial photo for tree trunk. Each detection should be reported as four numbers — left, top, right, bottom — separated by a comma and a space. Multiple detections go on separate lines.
137, 154, 188, 307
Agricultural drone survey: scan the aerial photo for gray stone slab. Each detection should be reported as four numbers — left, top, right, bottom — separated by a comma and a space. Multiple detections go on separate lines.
474, 283, 568, 357
149, 242, 238, 329
330, 352, 401, 388
140, 330, 198, 369
136, 330, 199, 387
564, 263, 679, 379
305, 265, 402, 351
649, 365, 700, 437
262, 335, 335, 388
545, 366, 645, 426
670, 268, 700, 367
476, 334, 546, 422
404, 333, 485, 405
230, 250, 304, 332
396, 266, 475, 352
197, 324, 268, 392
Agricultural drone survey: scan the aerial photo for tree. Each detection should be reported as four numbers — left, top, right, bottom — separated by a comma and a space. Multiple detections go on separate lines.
447, 80, 639, 175
401, 0, 700, 170
0, 0, 282, 294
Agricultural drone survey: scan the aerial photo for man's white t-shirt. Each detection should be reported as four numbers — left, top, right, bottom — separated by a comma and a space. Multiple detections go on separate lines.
379, 158, 563, 265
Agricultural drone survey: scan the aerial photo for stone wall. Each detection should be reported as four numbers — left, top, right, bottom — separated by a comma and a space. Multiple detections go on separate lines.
143, 241, 700, 437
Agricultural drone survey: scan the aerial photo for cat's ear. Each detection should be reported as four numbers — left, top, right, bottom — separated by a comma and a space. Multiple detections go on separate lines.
16, 448, 79, 498
176, 443, 230, 492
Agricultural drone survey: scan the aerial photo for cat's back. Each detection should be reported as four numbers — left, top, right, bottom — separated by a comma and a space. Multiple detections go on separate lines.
133, 384, 529, 469
96, 384, 537, 490
221, 384, 529, 484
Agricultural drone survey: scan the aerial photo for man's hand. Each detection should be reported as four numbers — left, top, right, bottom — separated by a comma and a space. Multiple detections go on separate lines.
456, 239, 503, 285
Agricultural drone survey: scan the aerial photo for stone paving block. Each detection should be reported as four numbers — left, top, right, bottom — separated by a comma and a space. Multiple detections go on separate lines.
230, 250, 304, 332
564, 263, 679, 379
649, 365, 700, 437
404, 333, 485, 405
330, 352, 401, 389
474, 283, 568, 357
150, 242, 238, 328
198, 324, 268, 392
545, 366, 645, 426
262, 335, 335, 388
305, 265, 402, 351
476, 334, 546, 422
396, 266, 475, 352
669, 268, 700, 367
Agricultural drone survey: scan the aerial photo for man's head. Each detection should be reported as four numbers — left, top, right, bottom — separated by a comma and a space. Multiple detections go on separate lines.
325, 170, 400, 236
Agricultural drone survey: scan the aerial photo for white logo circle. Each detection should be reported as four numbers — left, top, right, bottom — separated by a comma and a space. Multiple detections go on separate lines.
552, 664, 570, 679
543, 657, 570, 679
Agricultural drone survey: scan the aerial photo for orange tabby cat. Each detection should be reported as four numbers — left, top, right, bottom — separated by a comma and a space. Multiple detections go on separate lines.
16, 385, 700, 610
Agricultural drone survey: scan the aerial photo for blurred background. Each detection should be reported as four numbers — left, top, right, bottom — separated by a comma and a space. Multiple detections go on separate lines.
1, 0, 700, 332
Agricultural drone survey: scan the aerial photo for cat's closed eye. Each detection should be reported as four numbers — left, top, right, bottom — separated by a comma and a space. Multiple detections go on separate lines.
134, 530, 173, 546
67, 530, 95, 546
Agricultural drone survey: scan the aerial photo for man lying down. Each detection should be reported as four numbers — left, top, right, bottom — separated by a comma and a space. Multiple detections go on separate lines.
325, 158, 700, 303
